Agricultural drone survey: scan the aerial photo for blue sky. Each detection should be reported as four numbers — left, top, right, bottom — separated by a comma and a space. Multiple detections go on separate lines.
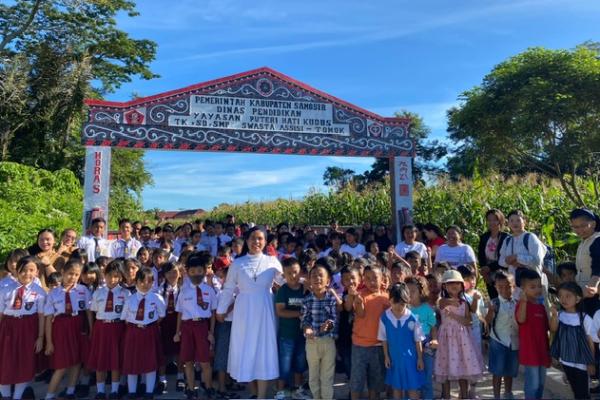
109, 0, 600, 211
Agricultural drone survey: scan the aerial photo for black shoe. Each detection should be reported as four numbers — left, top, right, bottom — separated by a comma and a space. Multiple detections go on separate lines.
165, 361, 178, 375
108, 393, 120, 400
95, 393, 106, 400
185, 389, 197, 400
22, 386, 35, 400
154, 380, 167, 395
176, 379, 186, 392
205, 388, 216, 399
137, 383, 146, 396
76, 384, 90, 399
35, 369, 53, 382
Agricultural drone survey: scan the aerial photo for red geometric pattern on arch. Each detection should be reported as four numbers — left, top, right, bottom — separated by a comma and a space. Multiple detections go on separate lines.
83, 67, 413, 158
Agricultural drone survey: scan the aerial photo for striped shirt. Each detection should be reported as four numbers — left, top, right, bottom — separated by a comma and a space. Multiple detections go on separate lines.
301, 291, 338, 339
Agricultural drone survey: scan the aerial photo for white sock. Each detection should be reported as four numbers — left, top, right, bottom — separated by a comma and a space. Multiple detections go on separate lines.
145, 372, 156, 394
127, 375, 138, 394
13, 383, 28, 400
111, 382, 120, 393
96, 382, 106, 393
177, 372, 184, 379
45, 394, 56, 400
160, 375, 167, 383
66, 386, 75, 395
0, 385, 11, 397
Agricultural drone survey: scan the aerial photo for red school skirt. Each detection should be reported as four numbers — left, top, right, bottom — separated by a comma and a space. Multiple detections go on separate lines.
121, 322, 164, 375
0, 314, 39, 384
50, 315, 84, 370
160, 311, 180, 359
87, 319, 125, 371
179, 319, 210, 363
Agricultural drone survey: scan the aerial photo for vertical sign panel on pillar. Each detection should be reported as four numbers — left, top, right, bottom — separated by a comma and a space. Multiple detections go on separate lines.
392, 156, 414, 242
82, 146, 111, 237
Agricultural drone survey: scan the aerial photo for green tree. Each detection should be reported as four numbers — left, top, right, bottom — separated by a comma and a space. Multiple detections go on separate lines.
447, 43, 600, 206
323, 166, 356, 189
0, 1, 157, 225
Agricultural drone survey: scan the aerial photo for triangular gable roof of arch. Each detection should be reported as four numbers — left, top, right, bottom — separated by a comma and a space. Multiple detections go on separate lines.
83, 67, 414, 157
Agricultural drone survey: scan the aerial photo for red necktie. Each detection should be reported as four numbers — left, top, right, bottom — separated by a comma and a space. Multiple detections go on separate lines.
196, 286, 207, 310
135, 297, 145, 321
65, 290, 73, 314
104, 290, 114, 312
12, 286, 24, 309
167, 290, 175, 313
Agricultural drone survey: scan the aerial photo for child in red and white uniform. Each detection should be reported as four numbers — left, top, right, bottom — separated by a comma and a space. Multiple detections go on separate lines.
87, 259, 131, 399
157, 262, 183, 394
44, 260, 92, 400
0, 256, 46, 400
174, 252, 218, 400
120, 267, 166, 399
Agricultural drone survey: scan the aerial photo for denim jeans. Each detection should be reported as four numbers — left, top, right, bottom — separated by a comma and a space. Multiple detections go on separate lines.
278, 336, 307, 384
523, 366, 546, 399
421, 352, 435, 399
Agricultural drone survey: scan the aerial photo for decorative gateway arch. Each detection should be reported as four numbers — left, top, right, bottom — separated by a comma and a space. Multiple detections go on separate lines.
82, 67, 415, 239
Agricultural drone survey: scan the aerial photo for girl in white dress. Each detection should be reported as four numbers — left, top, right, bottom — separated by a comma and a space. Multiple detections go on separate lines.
217, 227, 283, 399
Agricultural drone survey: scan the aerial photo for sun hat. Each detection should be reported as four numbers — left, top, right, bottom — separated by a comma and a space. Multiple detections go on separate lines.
441, 269, 464, 284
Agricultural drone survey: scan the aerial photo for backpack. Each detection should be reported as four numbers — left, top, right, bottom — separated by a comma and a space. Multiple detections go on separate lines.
506, 232, 555, 272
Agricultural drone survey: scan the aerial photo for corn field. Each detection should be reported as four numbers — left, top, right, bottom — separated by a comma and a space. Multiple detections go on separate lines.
207, 173, 598, 258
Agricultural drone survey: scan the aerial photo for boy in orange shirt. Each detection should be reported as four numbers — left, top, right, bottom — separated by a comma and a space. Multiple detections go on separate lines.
348, 266, 390, 400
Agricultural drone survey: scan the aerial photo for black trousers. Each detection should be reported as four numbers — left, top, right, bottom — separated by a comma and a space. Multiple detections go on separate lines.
563, 364, 590, 399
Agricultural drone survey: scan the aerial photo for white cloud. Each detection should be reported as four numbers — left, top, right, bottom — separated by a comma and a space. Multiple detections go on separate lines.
160, 0, 564, 62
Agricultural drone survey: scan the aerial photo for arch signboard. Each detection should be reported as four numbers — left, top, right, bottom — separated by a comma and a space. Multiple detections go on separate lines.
82, 67, 414, 238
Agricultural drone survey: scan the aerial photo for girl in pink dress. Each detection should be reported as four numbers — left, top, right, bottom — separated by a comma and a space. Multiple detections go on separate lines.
434, 270, 484, 399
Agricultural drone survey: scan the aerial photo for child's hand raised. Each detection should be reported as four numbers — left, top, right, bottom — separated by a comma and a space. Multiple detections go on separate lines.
472, 291, 481, 303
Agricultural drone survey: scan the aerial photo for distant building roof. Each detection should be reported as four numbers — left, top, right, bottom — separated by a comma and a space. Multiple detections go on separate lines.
156, 209, 206, 220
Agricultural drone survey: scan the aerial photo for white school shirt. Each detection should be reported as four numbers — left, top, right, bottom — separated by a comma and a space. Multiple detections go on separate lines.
218, 234, 233, 246
77, 235, 111, 262
340, 243, 366, 259
120, 291, 166, 325
159, 282, 180, 314
44, 284, 91, 316
200, 234, 219, 257
181, 275, 222, 291
0, 275, 42, 290
434, 243, 477, 267
498, 232, 547, 287
173, 237, 189, 257
592, 309, 600, 344
110, 238, 142, 259
175, 282, 218, 320
377, 308, 424, 342
558, 312, 594, 371
395, 241, 429, 260
90, 285, 131, 320
0, 281, 46, 316
140, 240, 159, 249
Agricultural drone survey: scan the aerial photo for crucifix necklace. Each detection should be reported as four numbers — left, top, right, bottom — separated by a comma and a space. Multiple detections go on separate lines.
251, 255, 264, 282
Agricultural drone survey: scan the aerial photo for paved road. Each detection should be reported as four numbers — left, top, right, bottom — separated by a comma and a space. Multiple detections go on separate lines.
28, 365, 575, 399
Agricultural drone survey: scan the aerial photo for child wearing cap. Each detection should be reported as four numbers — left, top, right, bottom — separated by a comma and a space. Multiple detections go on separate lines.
434, 269, 484, 399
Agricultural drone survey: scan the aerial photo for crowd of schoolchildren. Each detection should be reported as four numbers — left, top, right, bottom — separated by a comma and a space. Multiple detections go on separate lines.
0, 207, 600, 400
